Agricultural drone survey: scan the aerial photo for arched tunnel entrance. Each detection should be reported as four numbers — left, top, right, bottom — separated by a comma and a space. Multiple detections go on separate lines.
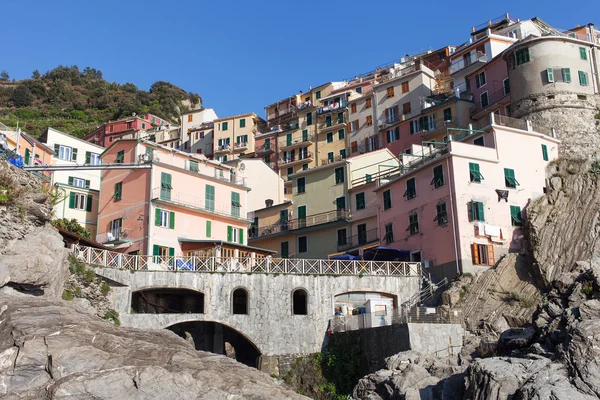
131, 288, 204, 314
167, 321, 261, 368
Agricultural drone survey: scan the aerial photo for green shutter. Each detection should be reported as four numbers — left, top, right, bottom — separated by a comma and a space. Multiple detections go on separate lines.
86, 195, 93, 212
227, 226, 233, 242
469, 162, 483, 182
71, 148, 77, 161
542, 144, 548, 161
153, 245, 160, 256
68, 176, 74, 186
169, 212, 175, 229
205, 185, 215, 211
338, 129, 345, 140
85, 151, 91, 164
240, 118, 246, 128
231, 192, 240, 217
443, 108, 452, 121
286, 133, 292, 146
24, 148, 31, 165
69, 192, 76, 209
239, 228, 244, 244
302, 130, 308, 141
306, 112, 312, 126
340, 149, 346, 159
477, 202, 485, 222
546, 67, 554, 83
563, 68, 571, 83
155, 208, 161, 226
579, 71, 587, 86
160, 173, 172, 200
54, 144, 60, 155
114, 182, 122, 201
580, 47, 588, 60
298, 205, 306, 219
206, 220, 212, 237
169, 247, 175, 257
356, 192, 365, 210
85, 180, 90, 189
366, 174, 372, 183
328, 152, 334, 162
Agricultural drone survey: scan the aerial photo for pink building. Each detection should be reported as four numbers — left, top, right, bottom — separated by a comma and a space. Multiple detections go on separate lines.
252, 129, 279, 172
97, 140, 273, 261
466, 55, 511, 121
374, 114, 559, 279
84, 114, 169, 148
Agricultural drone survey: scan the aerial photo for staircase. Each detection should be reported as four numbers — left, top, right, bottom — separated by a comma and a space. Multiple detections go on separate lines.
401, 273, 448, 309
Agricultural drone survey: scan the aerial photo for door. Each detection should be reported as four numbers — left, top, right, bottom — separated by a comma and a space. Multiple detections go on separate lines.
280, 210, 289, 231
298, 206, 306, 229
280, 241, 289, 258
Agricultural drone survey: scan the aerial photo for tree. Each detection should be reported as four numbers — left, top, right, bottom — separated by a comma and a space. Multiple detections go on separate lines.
10, 85, 34, 107
52, 218, 92, 239
31, 70, 41, 79
0, 70, 9, 82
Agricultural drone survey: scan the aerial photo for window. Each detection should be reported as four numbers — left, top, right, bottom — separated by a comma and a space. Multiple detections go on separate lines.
386, 87, 394, 97
580, 47, 588, 61
298, 236, 307, 253
476, 71, 486, 88
542, 144, 549, 161
205, 184, 215, 211
281, 241, 289, 258
325, 115, 332, 127
408, 213, 419, 235
443, 107, 452, 121
471, 201, 485, 222
562, 68, 572, 83
338, 129, 345, 140
287, 167, 293, 176
365, 174, 372, 183
383, 190, 392, 210
85, 152, 101, 165
240, 118, 246, 128
351, 103, 357, 113
365, 98, 372, 108
469, 162, 484, 183
226, 226, 244, 244
432, 165, 444, 188
292, 289, 308, 315
546, 67, 554, 83
504, 168, 519, 188
302, 129, 309, 142
480, 91, 489, 108
231, 192, 241, 217
297, 205, 307, 228
404, 178, 416, 199
401, 81, 409, 93
366, 115, 373, 126
316, 91, 321, 99
189, 160, 199, 172
356, 192, 366, 210
326, 132, 333, 143
474, 137, 485, 146
384, 223, 394, 244
306, 112, 312, 126
334, 167, 345, 184
297, 177, 306, 194
435, 202, 448, 226
155, 208, 175, 229
232, 288, 248, 315
68, 192, 90, 211
187, 114, 193, 123
356, 87, 362, 94
302, 163, 308, 170
351, 120, 359, 131
222, 121, 229, 131
68, 177, 86, 188
206, 220, 212, 237
386, 127, 400, 143
337, 228, 347, 246
55, 144, 73, 161
387, 105, 398, 123
236, 135, 248, 145
115, 150, 124, 163
506, 205, 523, 228
402, 102, 411, 114
357, 224, 367, 245
579, 71, 589, 86
110, 218, 122, 238
113, 182, 122, 201
472, 244, 495, 266
339, 149, 346, 159
515, 48, 530, 66
160, 173, 172, 200
336, 196, 346, 210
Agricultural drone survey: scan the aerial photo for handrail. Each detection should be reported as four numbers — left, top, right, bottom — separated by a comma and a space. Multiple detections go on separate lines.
250, 209, 350, 238
470, 87, 509, 115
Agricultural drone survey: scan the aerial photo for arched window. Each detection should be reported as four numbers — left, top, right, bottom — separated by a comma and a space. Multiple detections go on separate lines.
292, 289, 308, 315
232, 288, 248, 315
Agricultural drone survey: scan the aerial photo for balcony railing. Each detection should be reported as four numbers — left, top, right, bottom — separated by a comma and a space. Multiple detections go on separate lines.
279, 151, 313, 165
450, 51, 487, 75
470, 87, 510, 116
233, 142, 248, 151
321, 155, 346, 166
267, 105, 296, 121
319, 117, 346, 130
337, 228, 379, 252
215, 144, 231, 153
256, 143, 275, 154
249, 209, 350, 239
96, 229, 131, 244
280, 133, 314, 149
317, 99, 348, 115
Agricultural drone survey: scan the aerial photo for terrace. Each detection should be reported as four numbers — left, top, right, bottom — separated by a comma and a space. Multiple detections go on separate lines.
249, 208, 350, 239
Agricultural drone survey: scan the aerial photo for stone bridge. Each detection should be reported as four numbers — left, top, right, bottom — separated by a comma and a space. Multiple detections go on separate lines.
74, 245, 422, 372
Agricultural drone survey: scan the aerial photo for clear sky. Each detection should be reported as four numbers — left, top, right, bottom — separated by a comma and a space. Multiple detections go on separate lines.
2, 0, 598, 120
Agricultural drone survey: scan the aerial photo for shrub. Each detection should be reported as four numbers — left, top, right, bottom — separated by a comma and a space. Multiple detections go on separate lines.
62, 289, 73, 301
69, 255, 86, 275
582, 281, 594, 296
84, 269, 96, 283
100, 282, 110, 296
73, 286, 82, 297
103, 309, 120, 326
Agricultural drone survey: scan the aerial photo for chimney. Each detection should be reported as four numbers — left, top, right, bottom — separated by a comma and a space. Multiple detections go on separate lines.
265, 199, 274, 208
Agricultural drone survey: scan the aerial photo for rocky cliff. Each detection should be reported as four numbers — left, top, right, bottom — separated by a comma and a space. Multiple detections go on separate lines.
0, 159, 306, 399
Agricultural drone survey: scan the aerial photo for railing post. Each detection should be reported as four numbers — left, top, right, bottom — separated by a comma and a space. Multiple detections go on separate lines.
86, 247, 91, 264
134, 255, 138, 271
102, 249, 107, 268
489, 112, 495, 125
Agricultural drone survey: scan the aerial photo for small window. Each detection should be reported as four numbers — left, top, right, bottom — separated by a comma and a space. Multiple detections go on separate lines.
383, 189, 392, 210
546, 67, 554, 83
306, 112, 312, 126
402, 102, 411, 114
510, 205, 523, 226
351, 120, 359, 131
580, 47, 588, 61
222, 121, 229, 131
469, 162, 484, 183
366, 115, 373, 126
542, 144, 549, 161
480, 91, 489, 108
473, 244, 495, 266
435, 202, 448, 226
474, 137, 485, 146
407, 213, 419, 235
328, 152, 334, 162
316, 91, 321, 99
337, 228, 347, 246
386, 87, 394, 97
356, 192, 366, 210
476, 71, 486, 88
443, 107, 452, 121
384, 223, 394, 244
404, 178, 416, 199
326, 132, 333, 143
187, 114, 193, 123
471, 201, 485, 222
432, 165, 444, 188
114, 182, 122, 201
562, 68, 572, 83
351, 103, 357, 113
239, 118, 246, 128
401, 81, 409, 93
365, 98, 372, 108
232, 288, 248, 314
334, 167, 345, 184
292, 289, 308, 315
340, 149, 346, 159
357, 224, 367, 244
298, 236, 308, 253
579, 71, 589, 86
504, 168, 520, 188
503, 78, 510, 95
115, 150, 124, 163
386, 127, 400, 143
338, 129, 345, 140
515, 48, 530, 66
297, 177, 306, 194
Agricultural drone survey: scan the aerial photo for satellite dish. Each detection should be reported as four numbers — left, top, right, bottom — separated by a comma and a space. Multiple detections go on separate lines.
239, 163, 246, 171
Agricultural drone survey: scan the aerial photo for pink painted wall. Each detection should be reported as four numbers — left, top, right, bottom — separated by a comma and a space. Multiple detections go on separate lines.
467, 57, 509, 111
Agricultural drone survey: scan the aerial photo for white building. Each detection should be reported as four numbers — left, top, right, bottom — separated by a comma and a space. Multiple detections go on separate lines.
180, 108, 219, 154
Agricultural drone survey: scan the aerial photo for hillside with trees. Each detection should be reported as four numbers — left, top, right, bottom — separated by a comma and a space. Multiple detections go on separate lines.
0, 66, 201, 137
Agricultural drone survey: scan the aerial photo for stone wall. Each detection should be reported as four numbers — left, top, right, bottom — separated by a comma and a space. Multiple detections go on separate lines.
94, 268, 421, 356
407, 323, 464, 358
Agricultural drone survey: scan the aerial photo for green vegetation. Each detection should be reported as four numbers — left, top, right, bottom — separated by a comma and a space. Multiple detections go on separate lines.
582, 281, 594, 296
100, 282, 111, 296
590, 160, 600, 175
283, 353, 348, 400
503, 291, 535, 308
52, 218, 92, 239
0, 65, 202, 137
84, 269, 96, 283
0, 170, 21, 205
69, 255, 86, 275
73, 286, 82, 297
103, 309, 120, 326
62, 289, 74, 300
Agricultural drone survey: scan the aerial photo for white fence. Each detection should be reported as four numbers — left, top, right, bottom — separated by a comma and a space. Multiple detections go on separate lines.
72, 245, 422, 277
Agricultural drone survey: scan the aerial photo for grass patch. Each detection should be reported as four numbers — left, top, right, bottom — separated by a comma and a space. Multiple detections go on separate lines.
503, 291, 535, 308
100, 282, 110, 296
62, 289, 74, 301
103, 309, 120, 326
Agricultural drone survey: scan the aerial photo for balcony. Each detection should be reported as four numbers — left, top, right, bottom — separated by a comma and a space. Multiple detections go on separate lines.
97, 229, 131, 245
337, 228, 379, 252
470, 87, 510, 119
249, 209, 350, 239
256, 143, 275, 155
418, 118, 460, 139
321, 155, 346, 166
279, 134, 314, 151
266, 103, 297, 123
318, 116, 346, 132
450, 51, 488, 75
279, 151, 313, 166
317, 99, 347, 115
214, 144, 231, 155
233, 141, 248, 152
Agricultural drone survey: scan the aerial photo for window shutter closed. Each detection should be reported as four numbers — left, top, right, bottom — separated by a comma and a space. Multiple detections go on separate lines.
542, 144, 548, 161
25, 149, 30, 165
472, 243, 480, 264
153, 245, 160, 256
69, 192, 76, 209
68, 176, 74, 185
169, 247, 175, 257
155, 208, 161, 226
393, 105, 399, 118
239, 228, 244, 244
385, 108, 389, 122
71, 148, 78, 161
86, 195, 93, 212
85, 180, 90, 189
85, 151, 91, 164
546, 67, 554, 83
227, 226, 233, 242
54, 144, 60, 155
169, 212, 175, 229
206, 221, 212, 237
477, 202, 485, 222
487, 245, 495, 265
563, 68, 571, 83
351, 141, 358, 152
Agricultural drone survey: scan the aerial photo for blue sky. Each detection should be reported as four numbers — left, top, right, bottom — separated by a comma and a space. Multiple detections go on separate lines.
2, 0, 598, 120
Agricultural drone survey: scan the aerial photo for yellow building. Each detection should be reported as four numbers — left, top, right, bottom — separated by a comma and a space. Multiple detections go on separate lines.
213, 113, 266, 163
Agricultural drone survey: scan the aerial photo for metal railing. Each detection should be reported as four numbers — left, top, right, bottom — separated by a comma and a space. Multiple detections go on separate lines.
470, 87, 510, 115
266, 105, 296, 121
249, 209, 350, 239
96, 229, 130, 244
279, 133, 314, 148
317, 99, 348, 115
321, 155, 346, 165
337, 228, 379, 252
256, 143, 274, 153
234, 141, 248, 149
450, 51, 487, 74
279, 151, 313, 165
216, 144, 231, 152
72, 244, 422, 276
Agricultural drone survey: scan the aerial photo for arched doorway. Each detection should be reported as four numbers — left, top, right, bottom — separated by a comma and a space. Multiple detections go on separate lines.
131, 288, 204, 314
292, 288, 308, 315
232, 288, 248, 315
167, 321, 261, 368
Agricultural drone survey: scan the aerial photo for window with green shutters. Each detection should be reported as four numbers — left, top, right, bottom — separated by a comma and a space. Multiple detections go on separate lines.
579, 71, 588, 86
189, 160, 199, 172
336, 196, 346, 210
356, 192, 366, 210
408, 213, 419, 235
337, 112, 344, 124
515, 48, 530, 66
238, 228, 244, 244
114, 182, 122, 201
286, 133, 293, 146
316, 91, 321, 99
328, 152, 334, 162
510, 205, 523, 226
86, 195, 93, 212
366, 174, 372, 183
470, 201, 485, 222
205, 185, 215, 211
265, 155, 270, 164
326, 132, 333, 143
580, 47, 588, 60
404, 178, 416, 199
338, 129, 345, 140
334, 167, 345, 184
206, 220, 212, 237
302, 163, 308, 171
306, 112, 312, 126
240, 118, 246, 128
222, 121, 229, 131
469, 162, 484, 183
383, 190, 392, 210
115, 150, 124, 163
443, 108, 452, 121
562, 68, 571, 83
155, 208, 175, 229
504, 168, 519, 188
281, 241, 289, 258
302, 130, 308, 142
231, 192, 241, 217
227, 226, 233, 242
298, 205, 307, 228
340, 149, 346, 159
546, 67, 554, 83
264, 138, 271, 150
24, 148, 31, 165
434, 202, 447, 225
297, 177, 306, 194
432, 165, 444, 188
71, 148, 78, 162
542, 144, 549, 161
160, 173, 172, 200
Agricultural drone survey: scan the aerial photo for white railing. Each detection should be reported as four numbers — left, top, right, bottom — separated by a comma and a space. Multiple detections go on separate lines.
72, 244, 422, 276
151, 187, 248, 221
